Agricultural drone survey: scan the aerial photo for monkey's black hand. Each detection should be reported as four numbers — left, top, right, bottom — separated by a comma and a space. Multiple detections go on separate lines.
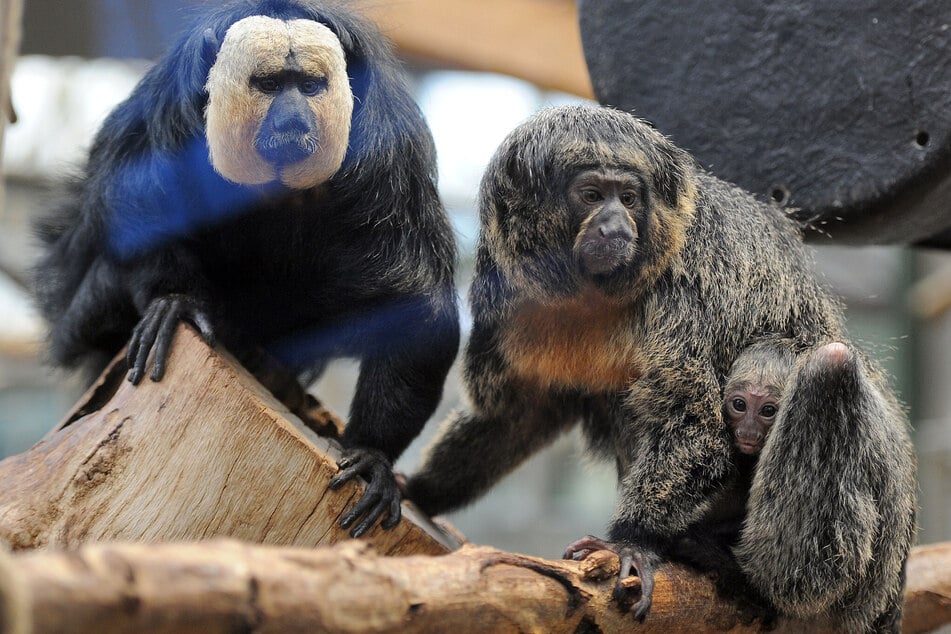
330, 447, 401, 538
564, 535, 659, 621
126, 294, 215, 385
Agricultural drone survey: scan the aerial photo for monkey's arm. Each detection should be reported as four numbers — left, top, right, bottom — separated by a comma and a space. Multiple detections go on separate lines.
405, 322, 579, 517
115, 222, 218, 385
329, 294, 461, 537
572, 361, 732, 620
104, 138, 256, 384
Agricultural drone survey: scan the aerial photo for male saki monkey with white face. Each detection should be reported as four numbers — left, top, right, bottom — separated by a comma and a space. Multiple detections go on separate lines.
32, 0, 459, 538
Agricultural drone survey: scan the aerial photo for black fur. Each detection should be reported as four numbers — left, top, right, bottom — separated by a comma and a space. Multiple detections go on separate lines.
32, 0, 459, 537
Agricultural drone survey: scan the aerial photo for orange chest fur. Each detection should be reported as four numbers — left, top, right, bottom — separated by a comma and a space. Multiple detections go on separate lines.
501, 291, 642, 392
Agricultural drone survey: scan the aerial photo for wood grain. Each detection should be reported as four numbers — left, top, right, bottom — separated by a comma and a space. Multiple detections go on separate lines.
0, 325, 459, 556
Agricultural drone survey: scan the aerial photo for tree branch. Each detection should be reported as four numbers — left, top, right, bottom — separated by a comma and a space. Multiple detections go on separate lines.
0, 539, 949, 634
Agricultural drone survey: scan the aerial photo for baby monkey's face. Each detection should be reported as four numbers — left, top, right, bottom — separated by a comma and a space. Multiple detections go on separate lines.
723, 384, 780, 455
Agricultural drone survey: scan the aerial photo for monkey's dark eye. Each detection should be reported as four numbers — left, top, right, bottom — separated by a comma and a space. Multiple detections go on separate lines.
299, 77, 328, 96
581, 189, 602, 203
731, 398, 747, 412
620, 192, 638, 208
760, 404, 778, 418
253, 77, 282, 93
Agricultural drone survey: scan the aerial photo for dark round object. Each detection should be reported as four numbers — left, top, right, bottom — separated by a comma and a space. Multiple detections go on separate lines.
579, 0, 951, 246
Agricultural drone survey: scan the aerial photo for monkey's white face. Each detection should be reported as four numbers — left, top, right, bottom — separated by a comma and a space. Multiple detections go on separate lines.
204, 16, 353, 189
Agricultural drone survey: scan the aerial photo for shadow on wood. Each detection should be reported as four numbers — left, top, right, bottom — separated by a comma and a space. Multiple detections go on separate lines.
0, 324, 459, 555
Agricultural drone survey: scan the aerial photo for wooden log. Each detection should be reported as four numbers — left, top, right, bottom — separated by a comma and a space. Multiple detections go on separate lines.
0, 0, 23, 212
0, 325, 459, 556
0, 539, 948, 634
0, 0, 21, 129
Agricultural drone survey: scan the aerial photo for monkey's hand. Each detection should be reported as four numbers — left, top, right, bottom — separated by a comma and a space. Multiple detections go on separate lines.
330, 447, 401, 538
127, 294, 216, 385
564, 535, 659, 621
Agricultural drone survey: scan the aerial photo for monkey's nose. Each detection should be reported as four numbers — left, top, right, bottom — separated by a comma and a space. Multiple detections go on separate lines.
271, 109, 310, 135
579, 210, 636, 276
596, 215, 635, 243
598, 217, 634, 242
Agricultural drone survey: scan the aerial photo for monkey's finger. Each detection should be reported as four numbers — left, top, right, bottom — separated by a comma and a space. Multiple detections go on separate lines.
189, 308, 216, 347
630, 551, 655, 622
126, 318, 145, 372
617, 551, 634, 581
126, 307, 159, 379
631, 587, 653, 622
566, 548, 594, 561
350, 496, 390, 538
129, 308, 164, 385
339, 487, 381, 530
336, 455, 354, 470
563, 535, 609, 560
329, 463, 365, 489
381, 492, 402, 529
150, 306, 182, 382
335, 450, 372, 473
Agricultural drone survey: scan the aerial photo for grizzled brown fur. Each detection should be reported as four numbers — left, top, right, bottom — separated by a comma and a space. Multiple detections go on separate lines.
407, 106, 916, 633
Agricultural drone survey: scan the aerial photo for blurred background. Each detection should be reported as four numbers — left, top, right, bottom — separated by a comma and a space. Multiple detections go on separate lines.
1, 0, 949, 558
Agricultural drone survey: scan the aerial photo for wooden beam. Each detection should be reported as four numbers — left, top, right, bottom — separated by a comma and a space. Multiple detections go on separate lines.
358, 0, 594, 98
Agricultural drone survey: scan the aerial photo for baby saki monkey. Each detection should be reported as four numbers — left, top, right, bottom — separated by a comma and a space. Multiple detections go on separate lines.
406, 106, 915, 633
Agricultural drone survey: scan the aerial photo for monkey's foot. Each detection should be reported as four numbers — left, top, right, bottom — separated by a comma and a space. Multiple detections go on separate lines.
330, 447, 401, 538
127, 294, 215, 384
564, 535, 614, 561
564, 535, 658, 621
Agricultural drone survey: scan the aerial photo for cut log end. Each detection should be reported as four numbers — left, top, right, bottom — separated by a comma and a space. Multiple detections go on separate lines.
0, 324, 460, 556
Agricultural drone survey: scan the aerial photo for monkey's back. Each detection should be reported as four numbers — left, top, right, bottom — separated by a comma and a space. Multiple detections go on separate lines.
650, 169, 844, 377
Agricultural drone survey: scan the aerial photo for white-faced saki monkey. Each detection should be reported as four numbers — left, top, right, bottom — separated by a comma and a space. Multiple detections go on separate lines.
32, 0, 460, 538
405, 106, 916, 632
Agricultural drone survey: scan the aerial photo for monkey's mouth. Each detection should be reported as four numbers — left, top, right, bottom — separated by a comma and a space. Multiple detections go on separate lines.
736, 438, 763, 455
256, 133, 320, 166
578, 238, 636, 276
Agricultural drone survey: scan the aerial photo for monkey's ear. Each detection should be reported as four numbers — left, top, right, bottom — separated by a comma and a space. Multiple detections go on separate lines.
201, 28, 220, 69
650, 141, 692, 210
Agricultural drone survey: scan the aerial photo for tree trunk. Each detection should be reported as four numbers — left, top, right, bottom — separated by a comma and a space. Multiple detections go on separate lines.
0, 325, 459, 555
0, 539, 949, 634
0, 0, 23, 207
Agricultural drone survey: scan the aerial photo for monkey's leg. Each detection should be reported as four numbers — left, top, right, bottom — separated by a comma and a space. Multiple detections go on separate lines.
593, 367, 733, 621
668, 527, 778, 628
406, 399, 577, 518
737, 342, 898, 619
